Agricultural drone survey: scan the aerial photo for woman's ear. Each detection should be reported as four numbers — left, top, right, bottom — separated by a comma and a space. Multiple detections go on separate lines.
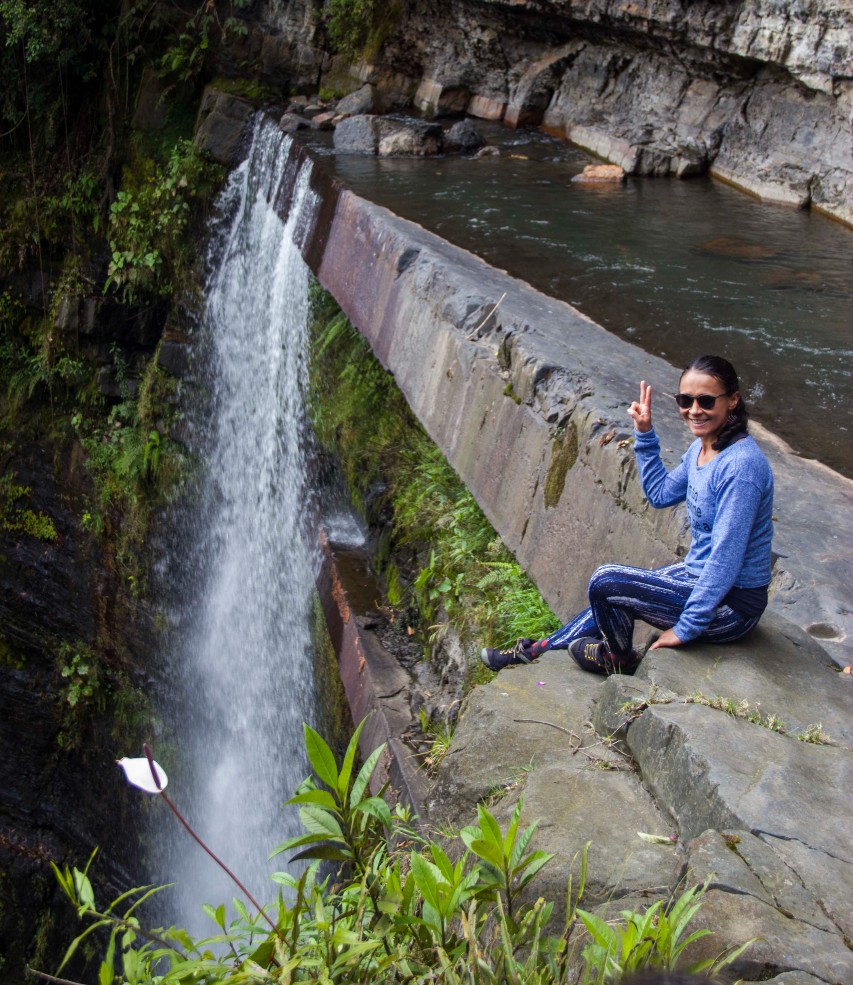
728, 390, 741, 413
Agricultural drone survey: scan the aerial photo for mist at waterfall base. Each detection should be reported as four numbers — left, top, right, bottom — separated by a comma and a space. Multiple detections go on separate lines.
151, 119, 329, 932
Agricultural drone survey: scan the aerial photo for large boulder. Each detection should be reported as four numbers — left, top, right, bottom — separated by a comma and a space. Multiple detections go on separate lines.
335, 83, 384, 117
444, 118, 485, 152
193, 87, 254, 165
333, 115, 444, 157
377, 118, 443, 157
333, 114, 380, 154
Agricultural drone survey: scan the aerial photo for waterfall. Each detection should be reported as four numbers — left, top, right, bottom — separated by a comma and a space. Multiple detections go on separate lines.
155, 117, 321, 929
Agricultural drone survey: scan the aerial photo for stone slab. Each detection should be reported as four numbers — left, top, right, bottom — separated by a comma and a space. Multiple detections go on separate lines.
636, 610, 853, 744
316, 532, 428, 815
686, 829, 836, 935
627, 702, 853, 938
684, 887, 853, 984
430, 653, 681, 909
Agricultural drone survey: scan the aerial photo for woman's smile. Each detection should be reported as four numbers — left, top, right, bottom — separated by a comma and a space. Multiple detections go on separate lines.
677, 369, 739, 447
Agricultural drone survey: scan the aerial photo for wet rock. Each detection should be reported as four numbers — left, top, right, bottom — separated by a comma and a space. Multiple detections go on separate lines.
467, 94, 505, 121
279, 112, 310, 133
193, 87, 254, 166
335, 83, 384, 117
572, 164, 626, 184
762, 270, 826, 291
377, 119, 443, 157
333, 114, 380, 155
132, 66, 167, 132
473, 145, 499, 158
157, 335, 192, 378
309, 110, 336, 130
699, 236, 784, 260
444, 118, 485, 152
415, 78, 470, 116
54, 294, 79, 334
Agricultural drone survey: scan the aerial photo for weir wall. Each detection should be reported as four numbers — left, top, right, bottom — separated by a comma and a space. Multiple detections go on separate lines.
279, 136, 853, 668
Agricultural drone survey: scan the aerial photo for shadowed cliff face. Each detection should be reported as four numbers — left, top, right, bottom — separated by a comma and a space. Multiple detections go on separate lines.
257, 0, 852, 223
0, 429, 154, 983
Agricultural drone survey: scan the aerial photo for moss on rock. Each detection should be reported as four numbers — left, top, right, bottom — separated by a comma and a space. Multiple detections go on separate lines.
544, 421, 578, 509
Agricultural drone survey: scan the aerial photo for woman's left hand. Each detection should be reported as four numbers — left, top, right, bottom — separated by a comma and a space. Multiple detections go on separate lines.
649, 628, 683, 650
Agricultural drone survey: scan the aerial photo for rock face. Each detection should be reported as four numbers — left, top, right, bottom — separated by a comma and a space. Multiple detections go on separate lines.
251, 0, 853, 224
194, 87, 255, 165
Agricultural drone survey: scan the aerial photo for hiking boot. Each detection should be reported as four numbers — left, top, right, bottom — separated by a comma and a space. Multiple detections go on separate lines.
568, 637, 638, 675
480, 638, 549, 671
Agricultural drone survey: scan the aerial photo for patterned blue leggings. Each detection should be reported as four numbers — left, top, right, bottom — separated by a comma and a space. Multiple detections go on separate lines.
547, 562, 762, 674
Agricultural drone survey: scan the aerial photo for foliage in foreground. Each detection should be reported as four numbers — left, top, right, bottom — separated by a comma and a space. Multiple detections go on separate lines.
43, 721, 753, 985
308, 286, 560, 650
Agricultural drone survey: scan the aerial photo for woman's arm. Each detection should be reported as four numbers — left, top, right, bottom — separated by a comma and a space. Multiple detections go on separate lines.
634, 429, 689, 507
629, 380, 688, 507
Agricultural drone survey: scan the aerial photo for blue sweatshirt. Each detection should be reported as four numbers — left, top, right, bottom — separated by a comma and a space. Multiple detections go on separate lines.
633, 428, 774, 641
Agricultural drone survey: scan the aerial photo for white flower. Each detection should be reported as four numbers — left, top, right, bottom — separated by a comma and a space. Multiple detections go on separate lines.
117, 756, 168, 794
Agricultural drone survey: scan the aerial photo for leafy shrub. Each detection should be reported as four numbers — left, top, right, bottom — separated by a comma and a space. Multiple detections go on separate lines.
43, 721, 752, 984
105, 139, 222, 301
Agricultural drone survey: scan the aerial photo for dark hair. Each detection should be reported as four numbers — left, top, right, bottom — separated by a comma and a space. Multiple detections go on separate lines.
681, 354, 749, 451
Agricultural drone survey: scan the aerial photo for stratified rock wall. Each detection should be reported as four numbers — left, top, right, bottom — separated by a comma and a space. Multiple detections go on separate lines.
253, 0, 853, 223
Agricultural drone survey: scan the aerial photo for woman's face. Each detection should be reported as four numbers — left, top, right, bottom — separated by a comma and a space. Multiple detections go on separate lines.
677, 369, 740, 444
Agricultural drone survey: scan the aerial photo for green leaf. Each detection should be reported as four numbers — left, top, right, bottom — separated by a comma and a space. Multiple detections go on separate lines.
355, 796, 392, 829
514, 850, 554, 888
303, 723, 339, 790
270, 831, 328, 858
73, 868, 96, 909
468, 837, 505, 871
249, 938, 276, 967
476, 804, 504, 852
290, 843, 351, 863
300, 804, 345, 840
350, 741, 385, 807
287, 788, 338, 811
410, 851, 442, 913
337, 717, 367, 801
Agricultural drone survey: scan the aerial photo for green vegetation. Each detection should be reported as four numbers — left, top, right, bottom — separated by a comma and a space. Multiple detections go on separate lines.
105, 139, 223, 301
324, 0, 406, 62
308, 286, 560, 655
0, 475, 58, 541
544, 423, 578, 509
54, 639, 150, 751
45, 722, 752, 985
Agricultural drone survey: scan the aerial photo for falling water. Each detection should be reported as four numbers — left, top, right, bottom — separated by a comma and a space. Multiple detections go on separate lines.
155, 117, 322, 929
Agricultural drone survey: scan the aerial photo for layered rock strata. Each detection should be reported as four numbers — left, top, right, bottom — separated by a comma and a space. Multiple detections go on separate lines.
251, 0, 853, 224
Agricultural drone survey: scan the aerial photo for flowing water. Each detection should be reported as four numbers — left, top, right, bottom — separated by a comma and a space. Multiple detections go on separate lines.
155, 119, 322, 929
305, 123, 853, 477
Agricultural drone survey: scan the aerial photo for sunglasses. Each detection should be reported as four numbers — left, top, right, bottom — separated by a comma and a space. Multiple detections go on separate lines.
673, 392, 730, 410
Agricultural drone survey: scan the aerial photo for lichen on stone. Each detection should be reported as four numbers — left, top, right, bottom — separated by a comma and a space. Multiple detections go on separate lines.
543, 420, 578, 509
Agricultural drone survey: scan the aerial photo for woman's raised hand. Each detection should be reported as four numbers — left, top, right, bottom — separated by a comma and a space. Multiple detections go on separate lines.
628, 380, 653, 433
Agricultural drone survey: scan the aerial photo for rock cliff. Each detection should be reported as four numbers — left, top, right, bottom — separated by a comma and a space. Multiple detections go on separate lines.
253, 0, 852, 224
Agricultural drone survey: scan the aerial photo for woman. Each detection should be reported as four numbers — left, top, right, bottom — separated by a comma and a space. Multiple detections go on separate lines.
481, 355, 774, 674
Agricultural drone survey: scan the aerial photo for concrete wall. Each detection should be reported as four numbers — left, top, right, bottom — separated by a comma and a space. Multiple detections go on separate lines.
285, 139, 853, 667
